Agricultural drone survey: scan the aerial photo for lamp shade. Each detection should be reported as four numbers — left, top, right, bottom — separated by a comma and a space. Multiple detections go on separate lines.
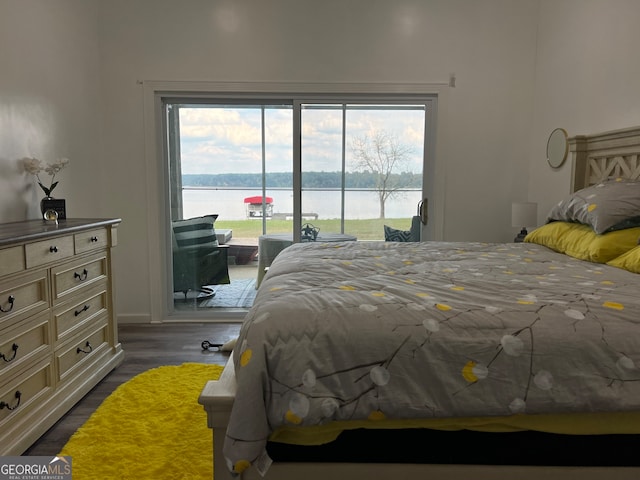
511, 202, 537, 228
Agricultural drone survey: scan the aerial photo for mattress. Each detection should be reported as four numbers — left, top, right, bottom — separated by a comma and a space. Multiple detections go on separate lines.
223, 240, 640, 474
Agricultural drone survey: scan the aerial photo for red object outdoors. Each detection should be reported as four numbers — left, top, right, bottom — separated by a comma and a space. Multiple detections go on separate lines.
244, 196, 273, 204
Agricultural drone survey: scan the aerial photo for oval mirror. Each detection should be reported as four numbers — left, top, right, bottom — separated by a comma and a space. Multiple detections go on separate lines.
547, 128, 568, 168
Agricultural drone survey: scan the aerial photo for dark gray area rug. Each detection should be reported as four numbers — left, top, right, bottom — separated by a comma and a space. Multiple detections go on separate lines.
199, 278, 257, 308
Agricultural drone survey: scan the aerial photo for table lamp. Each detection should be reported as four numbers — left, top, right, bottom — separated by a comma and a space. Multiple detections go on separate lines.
512, 202, 537, 242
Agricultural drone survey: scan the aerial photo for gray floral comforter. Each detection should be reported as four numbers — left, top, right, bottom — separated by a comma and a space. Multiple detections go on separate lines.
222, 241, 640, 474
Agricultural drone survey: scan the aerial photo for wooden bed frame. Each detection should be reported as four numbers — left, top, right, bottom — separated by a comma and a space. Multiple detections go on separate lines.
570, 125, 640, 191
199, 125, 640, 480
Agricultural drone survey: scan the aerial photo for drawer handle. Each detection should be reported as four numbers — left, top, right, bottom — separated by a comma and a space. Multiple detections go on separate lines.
74, 304, 90, 316
0, 343, 18, 363
74, 268, 89, 281
77, 341, 93, 354
49, 246, 58, 253
90, 236, 99, 242
0, 295, 15, 313
0, 391, 21, 411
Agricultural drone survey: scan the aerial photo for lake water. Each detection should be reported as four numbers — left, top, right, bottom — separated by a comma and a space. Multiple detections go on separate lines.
182, 188, 422, 220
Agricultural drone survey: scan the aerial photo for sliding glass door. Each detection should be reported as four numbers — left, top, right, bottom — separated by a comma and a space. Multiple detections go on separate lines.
163, 94, 435, 314
167, 103, 293, 233
300, 102, 425, 239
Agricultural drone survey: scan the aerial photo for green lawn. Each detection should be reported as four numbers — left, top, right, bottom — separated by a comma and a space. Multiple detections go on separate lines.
215, 218, 412, 240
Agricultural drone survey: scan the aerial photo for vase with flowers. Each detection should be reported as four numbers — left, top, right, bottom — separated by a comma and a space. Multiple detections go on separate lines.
21, 157, 70, 215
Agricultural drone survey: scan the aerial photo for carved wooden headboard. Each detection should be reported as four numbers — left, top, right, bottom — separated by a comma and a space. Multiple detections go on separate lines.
570, 125, 640, 192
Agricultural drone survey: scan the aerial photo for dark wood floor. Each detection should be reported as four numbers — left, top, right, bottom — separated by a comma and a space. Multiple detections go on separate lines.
24, 322, 241, 456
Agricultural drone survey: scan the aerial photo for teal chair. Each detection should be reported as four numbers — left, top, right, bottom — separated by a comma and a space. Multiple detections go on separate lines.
172, 215, 230, 299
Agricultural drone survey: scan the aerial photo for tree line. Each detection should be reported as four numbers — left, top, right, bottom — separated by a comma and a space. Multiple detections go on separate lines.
182, 171, 421, 189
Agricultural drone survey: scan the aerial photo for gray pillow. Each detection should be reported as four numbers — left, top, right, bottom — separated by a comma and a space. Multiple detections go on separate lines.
547, 178, 640, 234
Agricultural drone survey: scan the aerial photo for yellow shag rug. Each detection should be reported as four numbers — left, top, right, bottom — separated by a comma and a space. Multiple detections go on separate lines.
60, 363, 223, 480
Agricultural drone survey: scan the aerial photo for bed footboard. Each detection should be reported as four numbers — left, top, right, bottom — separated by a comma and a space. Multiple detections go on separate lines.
199, 358, 237, 480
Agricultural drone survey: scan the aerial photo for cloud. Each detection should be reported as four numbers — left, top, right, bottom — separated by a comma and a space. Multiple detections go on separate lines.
176, 105, 425, 175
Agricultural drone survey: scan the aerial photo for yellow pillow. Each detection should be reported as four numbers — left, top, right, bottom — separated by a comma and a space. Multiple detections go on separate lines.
524, 222, 640, 263
607, 245, 640, 273
523, 221, 582, 249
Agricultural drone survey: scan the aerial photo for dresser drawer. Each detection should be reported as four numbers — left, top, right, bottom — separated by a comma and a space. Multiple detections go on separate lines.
52, 286, 108, 345
0, 270, 49, 330
0, 246, 25, 277
74, 228, 109, 255
51, 253, 108, 304
0, 312, 51, 379
0, 359, 53, 428
56, 317, 108, 383
25, 235, 74, 269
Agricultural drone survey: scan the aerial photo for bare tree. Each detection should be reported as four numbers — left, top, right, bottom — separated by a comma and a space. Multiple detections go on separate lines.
350, 130, 414, 218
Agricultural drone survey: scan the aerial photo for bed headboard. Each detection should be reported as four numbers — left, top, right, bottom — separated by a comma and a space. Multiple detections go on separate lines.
570, 125, 640, 192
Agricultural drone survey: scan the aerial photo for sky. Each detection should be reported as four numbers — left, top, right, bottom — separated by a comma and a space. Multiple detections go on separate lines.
177, 104, 426, 175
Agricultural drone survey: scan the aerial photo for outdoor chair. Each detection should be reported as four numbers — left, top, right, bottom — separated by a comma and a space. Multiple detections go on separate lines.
172, 214, 230, 300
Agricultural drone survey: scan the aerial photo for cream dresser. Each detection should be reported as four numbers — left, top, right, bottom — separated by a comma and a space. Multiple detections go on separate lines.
0, 218, 124, 455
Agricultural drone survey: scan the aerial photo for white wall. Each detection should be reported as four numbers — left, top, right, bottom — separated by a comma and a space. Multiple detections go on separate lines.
528, 0, 640, 222
0, 0, 103, 221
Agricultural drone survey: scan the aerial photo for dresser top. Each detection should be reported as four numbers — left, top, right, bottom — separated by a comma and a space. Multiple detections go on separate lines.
0, 218, 121, 247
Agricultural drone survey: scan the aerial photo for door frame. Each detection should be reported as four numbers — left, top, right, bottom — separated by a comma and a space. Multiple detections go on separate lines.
143, 81, 449, 322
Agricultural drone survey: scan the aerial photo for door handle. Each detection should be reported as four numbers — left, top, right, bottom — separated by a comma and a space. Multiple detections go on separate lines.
418, 199, 428, 225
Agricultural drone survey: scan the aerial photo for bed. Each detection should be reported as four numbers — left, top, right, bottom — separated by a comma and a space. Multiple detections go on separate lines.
199, 125, 640, 480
